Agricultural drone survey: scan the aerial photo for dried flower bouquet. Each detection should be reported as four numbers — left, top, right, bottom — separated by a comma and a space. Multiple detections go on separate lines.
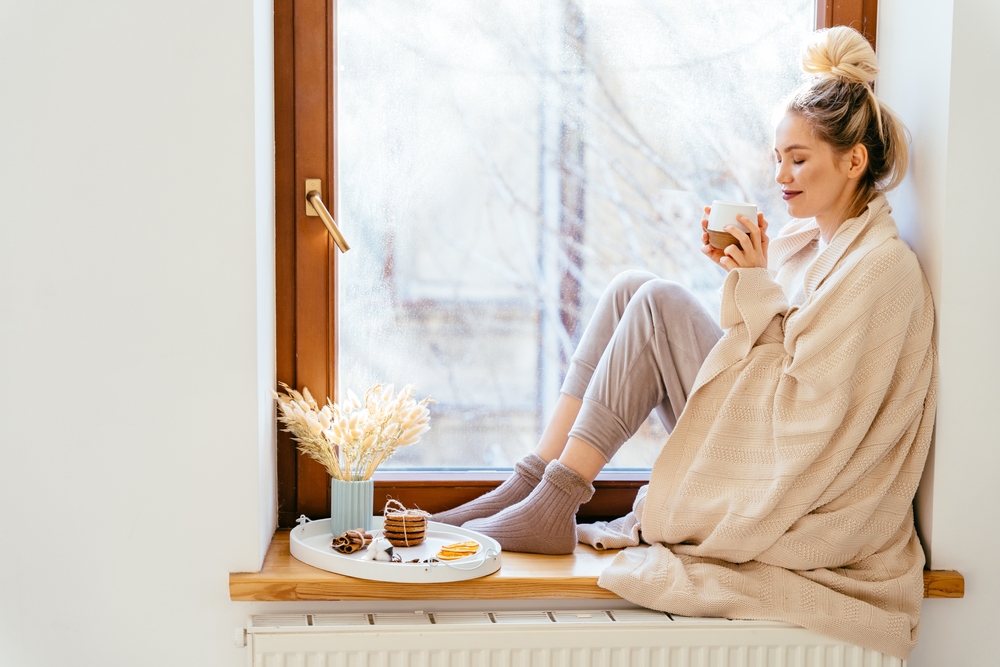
272, 382, 433, 481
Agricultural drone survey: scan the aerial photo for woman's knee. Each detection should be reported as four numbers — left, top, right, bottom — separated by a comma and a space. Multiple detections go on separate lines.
605, 270, 659, 302
632, 279, 694, 307
631, 279, 721, 342
630, 280, 712, 324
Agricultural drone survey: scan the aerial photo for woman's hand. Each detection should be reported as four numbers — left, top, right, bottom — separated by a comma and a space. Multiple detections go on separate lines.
701, 208, 770, 272
700, 207, 728, 266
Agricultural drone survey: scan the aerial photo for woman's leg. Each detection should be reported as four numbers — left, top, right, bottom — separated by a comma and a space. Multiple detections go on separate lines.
531, 394, 583, 463
535, 270, 663, 461
431, 271, 657, 526
464, 279, 722, 553
567, 279, 724, 465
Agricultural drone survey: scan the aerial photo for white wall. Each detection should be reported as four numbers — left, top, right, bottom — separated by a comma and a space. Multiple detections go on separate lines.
1, 0, 995, 665
0, 1, 275, 665
878, 0, 1000, 663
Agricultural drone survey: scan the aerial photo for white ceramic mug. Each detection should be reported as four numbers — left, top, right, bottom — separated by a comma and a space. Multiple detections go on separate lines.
707, 200, 757, 233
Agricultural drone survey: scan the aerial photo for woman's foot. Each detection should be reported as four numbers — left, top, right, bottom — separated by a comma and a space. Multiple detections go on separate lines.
429, 453, 547, 526
462, 460, 595, 555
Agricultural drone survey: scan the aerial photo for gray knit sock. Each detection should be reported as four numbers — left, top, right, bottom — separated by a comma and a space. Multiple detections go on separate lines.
430, 453, 547, 526
462, 460, 595, 555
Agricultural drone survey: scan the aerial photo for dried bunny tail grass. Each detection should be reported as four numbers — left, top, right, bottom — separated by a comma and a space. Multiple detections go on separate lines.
279, 417, 344, 480
273, 383, 346, 480
331, 383, 435, 480
273, 382, 434, 481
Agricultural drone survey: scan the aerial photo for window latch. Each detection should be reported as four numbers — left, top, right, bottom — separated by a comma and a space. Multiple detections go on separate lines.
305, 179, 350, 253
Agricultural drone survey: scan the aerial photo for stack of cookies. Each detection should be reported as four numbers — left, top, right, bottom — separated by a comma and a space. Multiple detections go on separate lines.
382, 500, 429, 547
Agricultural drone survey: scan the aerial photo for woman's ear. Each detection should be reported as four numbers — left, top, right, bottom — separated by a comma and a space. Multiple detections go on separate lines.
847, 143, 868, 179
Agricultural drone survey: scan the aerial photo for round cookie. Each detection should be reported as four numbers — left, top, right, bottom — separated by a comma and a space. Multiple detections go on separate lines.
383, 511, 428, 547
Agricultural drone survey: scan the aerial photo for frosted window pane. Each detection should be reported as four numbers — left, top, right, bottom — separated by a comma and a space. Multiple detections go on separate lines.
338, 0, 814, 469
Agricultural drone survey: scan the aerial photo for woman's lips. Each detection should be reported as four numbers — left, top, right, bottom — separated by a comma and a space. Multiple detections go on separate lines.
782, 190, 801, 201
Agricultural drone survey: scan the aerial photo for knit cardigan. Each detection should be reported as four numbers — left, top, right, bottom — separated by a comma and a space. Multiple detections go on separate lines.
578, 194, 937, 660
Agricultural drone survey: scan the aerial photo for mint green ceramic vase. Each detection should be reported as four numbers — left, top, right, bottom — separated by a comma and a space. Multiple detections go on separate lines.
330, 478, 374, 537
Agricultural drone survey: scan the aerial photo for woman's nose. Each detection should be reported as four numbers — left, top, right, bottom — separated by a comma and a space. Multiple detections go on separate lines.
775, 162, 791, 184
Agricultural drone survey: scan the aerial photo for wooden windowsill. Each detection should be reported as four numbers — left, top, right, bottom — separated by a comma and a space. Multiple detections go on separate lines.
229, 531, 964, 601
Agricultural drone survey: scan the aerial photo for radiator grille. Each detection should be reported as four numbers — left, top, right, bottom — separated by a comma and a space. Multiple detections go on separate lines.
372, 613, 434, 626
551, 611, 614, 623
492, 611, 556, 625
247, 611, 904, 667
432, 613, 493, 625
312, 614, 371, 627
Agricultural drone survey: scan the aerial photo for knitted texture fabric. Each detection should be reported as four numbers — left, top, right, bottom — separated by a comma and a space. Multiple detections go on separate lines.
577, 485, 647, 550
585, 195, 937, 661
430, 453, 547, 526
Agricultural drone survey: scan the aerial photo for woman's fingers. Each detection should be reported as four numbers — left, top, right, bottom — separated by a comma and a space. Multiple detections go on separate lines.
756, 213, 769, 244
725, 225, 752, 253
701, 238, 729, 268
702, 208, 770, 271
702, 241, 723, 259
701, 205, 733, 269
702, 246, 724, 268
725, 216, 766, 269
757, 212, 770, 265
723, 243, 746, 266
736, 214, 760, 246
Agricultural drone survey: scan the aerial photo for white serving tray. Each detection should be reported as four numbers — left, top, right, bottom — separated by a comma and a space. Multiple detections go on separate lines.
289, 516, 502, 583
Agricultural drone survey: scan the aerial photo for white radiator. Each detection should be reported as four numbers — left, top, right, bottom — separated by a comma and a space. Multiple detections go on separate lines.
245, 609, 905, 667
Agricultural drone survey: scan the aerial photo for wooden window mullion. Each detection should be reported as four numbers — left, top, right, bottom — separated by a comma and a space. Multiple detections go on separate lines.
816, 0, 877, 49
277, 0, 339, 525
292, 0, 338, 519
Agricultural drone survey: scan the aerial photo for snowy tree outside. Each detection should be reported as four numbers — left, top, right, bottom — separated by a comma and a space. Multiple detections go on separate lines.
338, 0, 815, 470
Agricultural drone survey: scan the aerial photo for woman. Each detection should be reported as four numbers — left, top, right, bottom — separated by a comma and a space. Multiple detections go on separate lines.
434, 26, 935, 660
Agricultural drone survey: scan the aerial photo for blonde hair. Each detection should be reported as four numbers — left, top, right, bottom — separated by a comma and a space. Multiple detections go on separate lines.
786, 27, 910, 220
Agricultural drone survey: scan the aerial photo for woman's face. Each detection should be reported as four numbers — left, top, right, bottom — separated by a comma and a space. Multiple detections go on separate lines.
773, 112, 859, 227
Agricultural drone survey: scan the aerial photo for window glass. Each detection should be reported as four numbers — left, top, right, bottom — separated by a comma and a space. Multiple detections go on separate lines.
338, 0, 814, 469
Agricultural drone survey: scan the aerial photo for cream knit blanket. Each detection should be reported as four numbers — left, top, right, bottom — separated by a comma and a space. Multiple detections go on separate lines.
579, 195, 937, 660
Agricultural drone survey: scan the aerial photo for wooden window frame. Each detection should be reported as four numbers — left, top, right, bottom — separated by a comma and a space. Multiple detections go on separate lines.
817, 0, 877, 49
273, 0, 875, 529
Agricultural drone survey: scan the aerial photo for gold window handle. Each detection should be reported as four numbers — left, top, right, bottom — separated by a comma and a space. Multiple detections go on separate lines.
305, 179, 350, 253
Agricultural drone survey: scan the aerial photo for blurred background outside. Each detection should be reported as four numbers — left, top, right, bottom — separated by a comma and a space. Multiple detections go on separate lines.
338, 0, 815, 470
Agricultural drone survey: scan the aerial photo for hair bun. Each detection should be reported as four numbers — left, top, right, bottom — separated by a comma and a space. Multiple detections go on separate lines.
802, 26, 878, 85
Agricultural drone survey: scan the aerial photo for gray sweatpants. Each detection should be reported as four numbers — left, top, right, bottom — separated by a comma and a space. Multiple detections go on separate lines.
561, 270, 723, 462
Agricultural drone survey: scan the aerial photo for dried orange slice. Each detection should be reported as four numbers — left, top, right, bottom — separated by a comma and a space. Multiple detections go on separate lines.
436, 540, 480, 560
